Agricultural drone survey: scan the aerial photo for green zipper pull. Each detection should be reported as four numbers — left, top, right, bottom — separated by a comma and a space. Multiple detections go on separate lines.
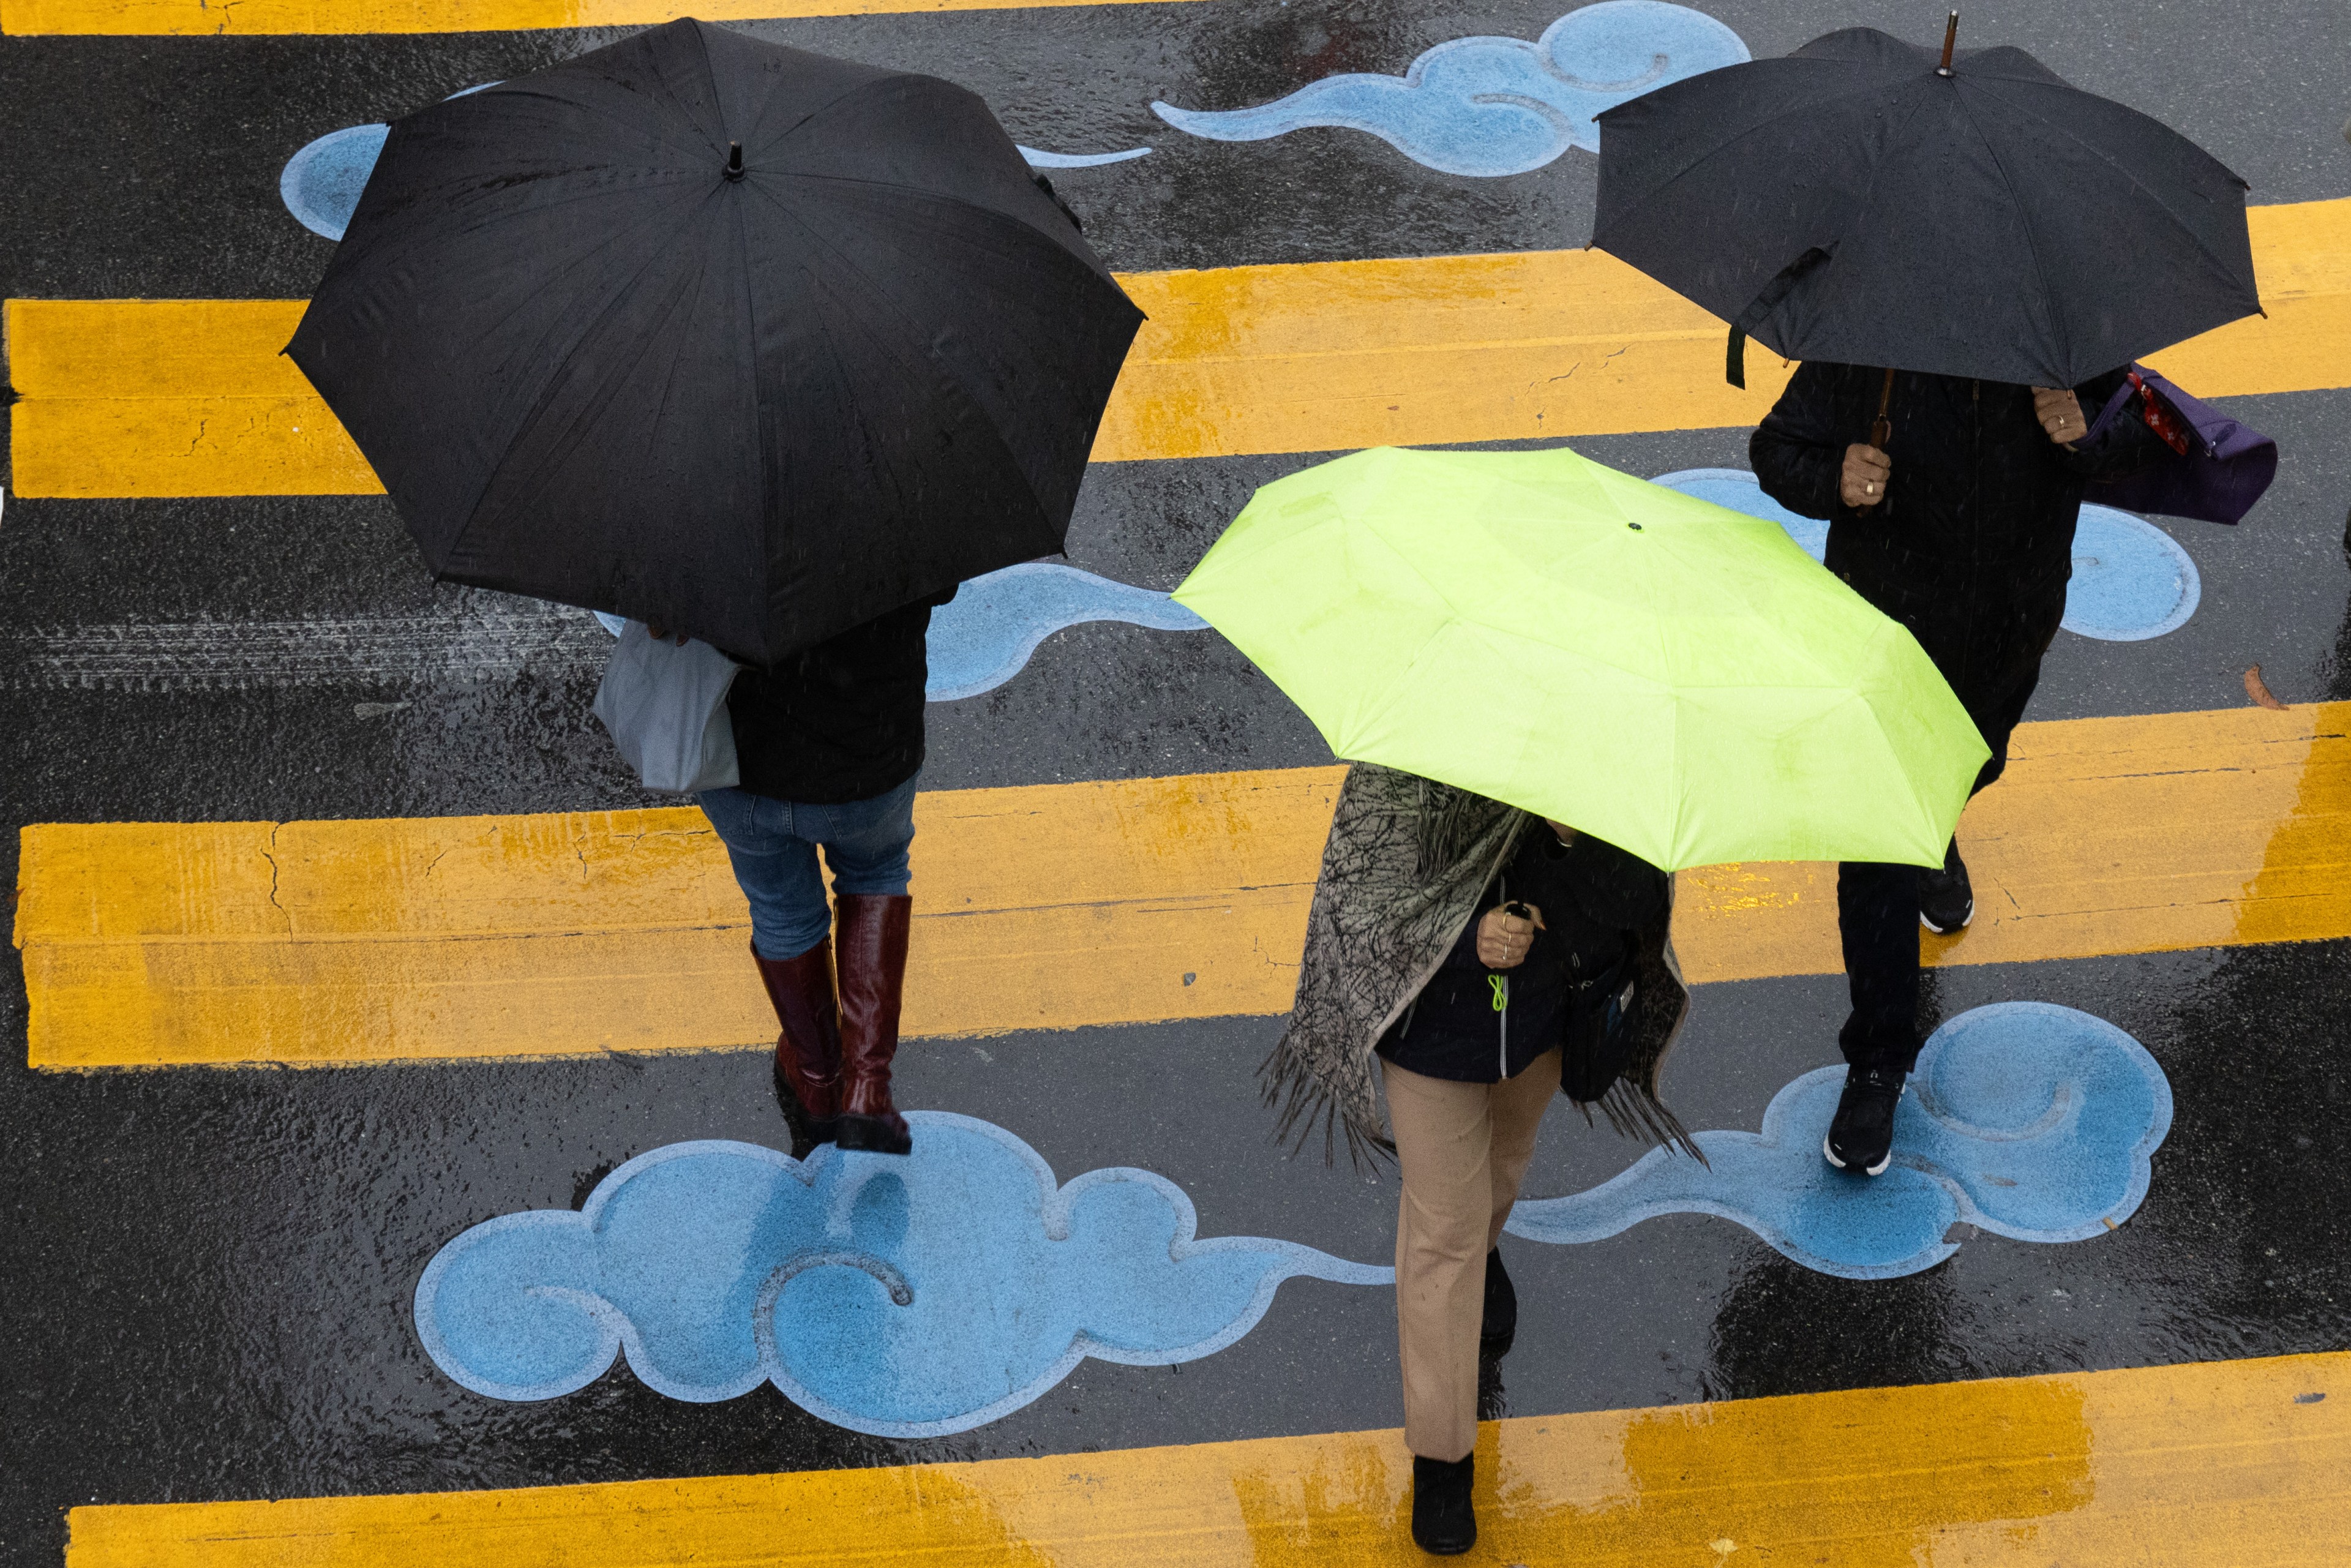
1488, 974, 1508, 1011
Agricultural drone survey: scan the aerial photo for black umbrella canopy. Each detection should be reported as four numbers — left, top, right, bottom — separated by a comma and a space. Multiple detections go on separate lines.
1592, 25, 2262, 389
287, 19, 1144, 667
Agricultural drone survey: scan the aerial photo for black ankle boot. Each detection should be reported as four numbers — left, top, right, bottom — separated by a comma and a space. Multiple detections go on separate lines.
1410, 1454, 1475, 1555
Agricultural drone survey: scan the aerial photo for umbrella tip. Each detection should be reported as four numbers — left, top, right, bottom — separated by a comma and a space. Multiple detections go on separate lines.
1937, 10, 1958, 75
726, 140, 744, 180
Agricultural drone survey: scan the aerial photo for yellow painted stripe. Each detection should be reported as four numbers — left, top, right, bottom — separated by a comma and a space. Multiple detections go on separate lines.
0, 0, 1205, 37
65, 1350, 2351, 1565
13, 198, 2347, 497
4, 300, 377, 498
15, 766, 1348, 1067
16, 702, 2351, 1070
1679, 697, 2351, 983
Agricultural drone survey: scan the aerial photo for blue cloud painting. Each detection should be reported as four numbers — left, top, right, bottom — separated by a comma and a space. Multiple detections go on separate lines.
1652, 468, 2203, 642
418, 1005, 2167, 1431
1152, 1, 1749, 178
415, 1112, 1389, 1438
283, 107, 1147, 242
926, 562, 1207, 700
1507, 1002, 2175, 1279
594, 561, 1207, 702
2062, 506, 2203, 641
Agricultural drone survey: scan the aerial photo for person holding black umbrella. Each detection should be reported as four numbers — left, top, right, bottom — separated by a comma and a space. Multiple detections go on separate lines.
692, 592, 950, 1155
284, 20, 1142, 1155
1590, 15, 2264, 1176
1749, 361, 2161, 1173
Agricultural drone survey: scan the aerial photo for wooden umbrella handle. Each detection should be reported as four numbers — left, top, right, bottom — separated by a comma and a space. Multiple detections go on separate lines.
1869, 366, 1895, 451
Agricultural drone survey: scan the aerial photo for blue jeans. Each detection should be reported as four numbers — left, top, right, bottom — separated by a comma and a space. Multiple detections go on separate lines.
698, 775, 920, 961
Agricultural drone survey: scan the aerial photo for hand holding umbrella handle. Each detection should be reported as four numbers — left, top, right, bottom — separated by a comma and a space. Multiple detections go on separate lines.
1841, 438, 1892, 512
1846, 366, 1897, 511
1477, 903, 1545, 969
2030, 385, 2088, 448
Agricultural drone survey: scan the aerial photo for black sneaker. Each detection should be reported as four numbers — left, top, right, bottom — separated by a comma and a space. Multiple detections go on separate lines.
1479, 1248, 1517, 1353
1919, 838, 1974, 934
1824, 1065, 1907, 1176
1410, 1454, 1476, 1555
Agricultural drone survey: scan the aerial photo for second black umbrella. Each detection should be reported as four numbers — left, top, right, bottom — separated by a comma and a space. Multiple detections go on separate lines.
1592, 20, 2262, 390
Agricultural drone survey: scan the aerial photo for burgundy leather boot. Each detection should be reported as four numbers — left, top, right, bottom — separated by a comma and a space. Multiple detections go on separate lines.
752, 939, 842, 1144
833, 893, 913, 1155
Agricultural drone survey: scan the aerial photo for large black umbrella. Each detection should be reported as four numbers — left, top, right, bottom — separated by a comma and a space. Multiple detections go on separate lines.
1592, 20, 2262, 391
288, 19, 1143, 666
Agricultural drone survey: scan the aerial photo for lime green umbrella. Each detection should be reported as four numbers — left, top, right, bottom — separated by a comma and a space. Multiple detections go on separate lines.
1172, 445, 1988, 872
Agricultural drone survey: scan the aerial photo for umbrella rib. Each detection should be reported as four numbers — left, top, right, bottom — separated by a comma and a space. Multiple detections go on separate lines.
767, 167, 1107, 275
1951, 86, 2071, 378
689, 17, 726, 144
754, 70, 931, 154
360, 168, 713, 258
457, 181, 718, 390
1600, 64, 1922, 227
1964, 78, 2260, 313
440, 182, 737, 566
457, 82, 720, 167
462, 197, 705, 380
744, 178, 1080, 525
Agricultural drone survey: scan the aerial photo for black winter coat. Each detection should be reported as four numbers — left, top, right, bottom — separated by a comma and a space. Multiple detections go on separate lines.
1377, 827, 1669, 1084
726, 589, 954, 805
1750, 364, 2161, 707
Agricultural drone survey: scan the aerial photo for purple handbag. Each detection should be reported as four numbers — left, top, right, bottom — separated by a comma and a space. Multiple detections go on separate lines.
2083, 366, 2278, 525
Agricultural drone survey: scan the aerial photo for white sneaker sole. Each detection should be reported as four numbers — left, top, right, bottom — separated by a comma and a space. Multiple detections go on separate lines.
1823, 1133, 1892, 1177
1919, 904, 1974, 935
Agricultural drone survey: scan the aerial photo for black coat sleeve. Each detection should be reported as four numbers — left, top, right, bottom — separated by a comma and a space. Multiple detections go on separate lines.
1749, 362, 1851, 522
2060, 368, 2167, 483
1556, 832, 1671, 930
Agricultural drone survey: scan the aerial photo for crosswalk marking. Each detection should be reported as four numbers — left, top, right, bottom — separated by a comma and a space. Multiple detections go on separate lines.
5, 299, 370, 497
62, 1349, 2351, 1565
12, 198, 2347, 498
17, 766, 1344, 1067
18, 700, 2347, 1070
0, 0, 1201, 37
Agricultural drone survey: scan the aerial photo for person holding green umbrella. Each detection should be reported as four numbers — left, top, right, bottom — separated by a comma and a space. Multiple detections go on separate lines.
1176, 443, 1987, 1556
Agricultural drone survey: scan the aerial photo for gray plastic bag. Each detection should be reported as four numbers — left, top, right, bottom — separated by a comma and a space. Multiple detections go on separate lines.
591, 621, 741, 792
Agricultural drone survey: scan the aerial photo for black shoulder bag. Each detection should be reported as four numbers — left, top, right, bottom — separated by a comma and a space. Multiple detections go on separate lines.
1559, 939, 1640, 1105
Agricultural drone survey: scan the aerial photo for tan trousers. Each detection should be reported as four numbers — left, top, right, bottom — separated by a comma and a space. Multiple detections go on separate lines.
1382, 1048, 1561, 1462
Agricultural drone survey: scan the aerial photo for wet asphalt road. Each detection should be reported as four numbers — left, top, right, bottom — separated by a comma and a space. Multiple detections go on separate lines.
5, 1, 2351, 1561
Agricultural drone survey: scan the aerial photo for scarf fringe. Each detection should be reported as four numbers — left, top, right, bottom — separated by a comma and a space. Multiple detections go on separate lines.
1588, 1078, 1706, 1164
1258, 1032, 1397, 1171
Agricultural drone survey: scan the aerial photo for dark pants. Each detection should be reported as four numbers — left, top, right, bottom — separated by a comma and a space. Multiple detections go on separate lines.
1835, 626, 2054, 1071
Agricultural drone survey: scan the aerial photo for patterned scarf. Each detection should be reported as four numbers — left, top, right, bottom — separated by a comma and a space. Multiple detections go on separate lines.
1264, 762, 1700, 1168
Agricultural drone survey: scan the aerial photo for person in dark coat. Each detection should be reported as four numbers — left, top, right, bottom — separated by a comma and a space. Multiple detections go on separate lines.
1752, 366, 2161, 1175
693, 588, 953, 1157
